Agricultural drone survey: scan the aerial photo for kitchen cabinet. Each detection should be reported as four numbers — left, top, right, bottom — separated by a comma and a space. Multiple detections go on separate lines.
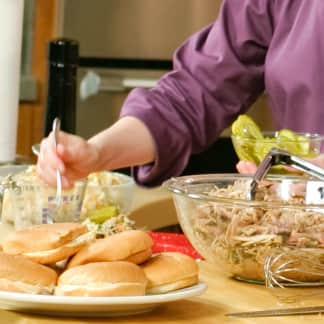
17, 0, 56, 160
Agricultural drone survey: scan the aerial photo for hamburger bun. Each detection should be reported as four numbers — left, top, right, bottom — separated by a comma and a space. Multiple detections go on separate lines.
55, 261, 147, 296
0, 252, 57, 294
142, 252, 199, 294
2, 223, 95, 264
67, 230, 152, 269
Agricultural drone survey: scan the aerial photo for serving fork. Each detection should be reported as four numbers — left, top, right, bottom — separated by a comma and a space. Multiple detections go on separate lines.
51, 117, 62, 218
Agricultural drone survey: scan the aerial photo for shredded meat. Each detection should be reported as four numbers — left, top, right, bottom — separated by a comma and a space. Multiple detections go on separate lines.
191, 179, 324, 281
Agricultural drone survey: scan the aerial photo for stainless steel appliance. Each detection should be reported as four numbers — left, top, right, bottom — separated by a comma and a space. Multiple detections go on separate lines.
55, 0, 271, 174
56, 0, 222, 138
57, 0, 221, 60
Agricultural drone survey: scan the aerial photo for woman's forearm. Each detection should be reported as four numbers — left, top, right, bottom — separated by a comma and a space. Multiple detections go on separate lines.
88, 116, 156, 171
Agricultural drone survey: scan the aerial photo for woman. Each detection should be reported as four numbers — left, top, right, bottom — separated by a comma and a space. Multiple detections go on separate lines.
37, 0, 324, 188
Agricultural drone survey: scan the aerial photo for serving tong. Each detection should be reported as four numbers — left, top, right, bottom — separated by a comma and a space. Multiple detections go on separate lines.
248, 147, 324, 200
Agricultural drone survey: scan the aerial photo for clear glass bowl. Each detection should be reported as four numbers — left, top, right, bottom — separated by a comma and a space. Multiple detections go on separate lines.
80, 171, 135, 220
231, 132, 324, 165
0, 165, 30, 225
8, 176, 87, 229
0, 167, 135, 229
163, 174, 324, 284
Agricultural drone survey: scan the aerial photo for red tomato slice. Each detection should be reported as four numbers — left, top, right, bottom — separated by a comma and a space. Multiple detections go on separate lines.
148, 232, 203, 260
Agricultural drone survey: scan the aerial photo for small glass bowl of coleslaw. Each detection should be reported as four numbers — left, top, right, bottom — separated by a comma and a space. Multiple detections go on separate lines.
164, 173, 324, 285
0, 167, 136, 235
80, 171, 136, 237
81, 171, 135, 219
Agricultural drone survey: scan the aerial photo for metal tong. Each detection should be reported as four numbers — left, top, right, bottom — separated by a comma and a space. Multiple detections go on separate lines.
248, 148, 324, 200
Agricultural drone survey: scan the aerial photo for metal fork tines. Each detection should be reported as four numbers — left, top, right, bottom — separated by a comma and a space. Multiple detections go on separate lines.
52, 118, 62, 210
248, 148, 324, 200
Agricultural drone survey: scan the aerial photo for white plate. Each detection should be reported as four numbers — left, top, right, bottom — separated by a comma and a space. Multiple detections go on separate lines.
0, 282, 207, 317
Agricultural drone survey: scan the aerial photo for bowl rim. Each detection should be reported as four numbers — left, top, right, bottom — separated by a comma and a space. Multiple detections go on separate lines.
86, 171, 135, 188
163, 173, 324, 209
231, 131, 324, 142
6, 169, 134, 189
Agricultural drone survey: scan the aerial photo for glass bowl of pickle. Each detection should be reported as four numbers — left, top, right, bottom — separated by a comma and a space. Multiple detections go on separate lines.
231, 115, 324, 168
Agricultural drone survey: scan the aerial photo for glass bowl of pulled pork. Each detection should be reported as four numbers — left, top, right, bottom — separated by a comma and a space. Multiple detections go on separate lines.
164, 174, 324, 285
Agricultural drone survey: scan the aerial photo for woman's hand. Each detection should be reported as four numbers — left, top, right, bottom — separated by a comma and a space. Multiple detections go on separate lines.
36, 116, 156, 188
37, 131, 100, 188
236, 161, 258, 174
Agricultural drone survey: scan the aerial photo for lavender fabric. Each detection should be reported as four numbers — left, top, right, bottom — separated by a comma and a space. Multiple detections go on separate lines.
120, 0, 324, 186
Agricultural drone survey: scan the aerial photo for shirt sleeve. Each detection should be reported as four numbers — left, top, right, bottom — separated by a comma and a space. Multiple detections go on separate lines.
120, 0, 274, 186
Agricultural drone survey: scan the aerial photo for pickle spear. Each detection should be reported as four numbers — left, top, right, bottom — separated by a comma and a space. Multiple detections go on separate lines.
231, 115, 264, 162
88, 205, 119, 224
231, 115, 263, 140
277, 129, 314, 157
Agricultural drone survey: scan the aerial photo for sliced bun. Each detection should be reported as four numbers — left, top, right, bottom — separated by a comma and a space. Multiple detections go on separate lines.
55, 261, 147, 296
141, 252, 199, 294
67, 230, 152, 268
0, 252, 57, 294
124, 247, 152, 264
2, 223, 94, 264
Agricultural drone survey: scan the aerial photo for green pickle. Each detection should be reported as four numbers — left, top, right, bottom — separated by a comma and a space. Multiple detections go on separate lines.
254, 138, 276, 163
231, 115, 263, 139
89, 205, 119, 224
231, 115, 316, 168
277, 129, 315, 157
231, 115, 264, 163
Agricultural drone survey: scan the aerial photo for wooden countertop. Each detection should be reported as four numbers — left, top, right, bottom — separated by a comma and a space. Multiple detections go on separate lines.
0, 252, 323, 323
1, 187, 324, 323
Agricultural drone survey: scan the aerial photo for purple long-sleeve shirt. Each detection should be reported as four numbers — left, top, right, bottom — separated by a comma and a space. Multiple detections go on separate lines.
120, 0, 324, 186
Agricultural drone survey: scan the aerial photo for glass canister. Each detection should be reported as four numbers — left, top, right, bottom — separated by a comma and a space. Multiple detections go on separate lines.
6, 175, 86, 230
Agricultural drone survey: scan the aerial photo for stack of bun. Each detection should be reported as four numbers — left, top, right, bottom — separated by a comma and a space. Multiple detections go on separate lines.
0, 225, 199, 297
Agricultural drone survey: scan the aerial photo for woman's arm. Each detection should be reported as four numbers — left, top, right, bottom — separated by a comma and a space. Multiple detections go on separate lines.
38, 0, 274, 187
88, 116, 156, 171
120, 0, 274, 185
